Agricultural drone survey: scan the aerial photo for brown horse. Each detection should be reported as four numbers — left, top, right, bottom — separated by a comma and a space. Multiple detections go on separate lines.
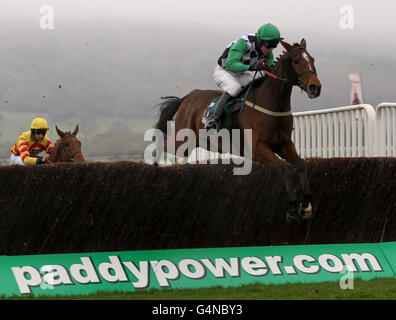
155, 39, 321, 223
48, 124, 85, 163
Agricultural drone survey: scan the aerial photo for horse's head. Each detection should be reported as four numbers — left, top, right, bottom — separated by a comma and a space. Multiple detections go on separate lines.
280, 39, 321, 99
54, 124, 85, 163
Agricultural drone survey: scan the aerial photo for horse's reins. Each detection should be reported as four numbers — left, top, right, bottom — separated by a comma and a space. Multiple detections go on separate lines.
58, 134, 82, 162
239, 69, 291, 117
259, 68, 288, 83
240, 46, 316, 117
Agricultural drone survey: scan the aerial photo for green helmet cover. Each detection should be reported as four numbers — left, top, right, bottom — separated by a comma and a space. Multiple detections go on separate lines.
256, 24, 282, 41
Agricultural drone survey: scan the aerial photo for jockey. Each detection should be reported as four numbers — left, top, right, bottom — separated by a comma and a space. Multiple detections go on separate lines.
10, 117, 53, 165
205, 23, 283, 130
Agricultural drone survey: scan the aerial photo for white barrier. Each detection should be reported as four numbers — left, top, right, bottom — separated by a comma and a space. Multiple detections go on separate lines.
163, 102, 396, 163
293, 102, 396, 158
292, 104, 377, 158
188, 147, 242, 163
376, 103, 396, 157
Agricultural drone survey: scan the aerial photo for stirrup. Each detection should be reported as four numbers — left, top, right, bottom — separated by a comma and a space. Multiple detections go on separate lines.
205, 120, 218, 130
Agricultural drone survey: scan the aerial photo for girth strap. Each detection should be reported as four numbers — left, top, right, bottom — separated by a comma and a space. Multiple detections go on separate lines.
245, 100, 292, 117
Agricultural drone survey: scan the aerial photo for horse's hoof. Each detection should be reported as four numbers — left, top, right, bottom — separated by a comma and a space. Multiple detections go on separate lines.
299, 202, 312, 219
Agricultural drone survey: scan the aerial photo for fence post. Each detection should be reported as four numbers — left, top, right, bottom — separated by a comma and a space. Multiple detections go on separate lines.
376, 103, 396, 156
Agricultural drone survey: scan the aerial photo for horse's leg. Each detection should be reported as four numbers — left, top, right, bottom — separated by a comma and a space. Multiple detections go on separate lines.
279, 141, 313, 219
254, 141, 299, 223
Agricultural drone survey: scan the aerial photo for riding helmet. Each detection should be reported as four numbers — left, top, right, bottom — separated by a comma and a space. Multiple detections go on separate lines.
256, 23, 283, 41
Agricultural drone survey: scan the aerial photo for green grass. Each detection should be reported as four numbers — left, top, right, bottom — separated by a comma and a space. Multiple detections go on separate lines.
3, 278, 396, 300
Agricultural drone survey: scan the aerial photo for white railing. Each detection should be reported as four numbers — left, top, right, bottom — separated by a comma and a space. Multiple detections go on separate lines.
292, 104, 377, 158
161, 102, 396, 163
191, 102, 396, 160
376, 103, 396, 157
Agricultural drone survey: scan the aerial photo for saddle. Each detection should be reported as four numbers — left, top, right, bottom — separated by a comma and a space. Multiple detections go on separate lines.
201, 94, 244, 127
201, 76, 265, 127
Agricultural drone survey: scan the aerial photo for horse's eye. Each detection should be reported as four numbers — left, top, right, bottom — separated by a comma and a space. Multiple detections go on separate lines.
65, 142, 70, 147
294, 60, 300, 64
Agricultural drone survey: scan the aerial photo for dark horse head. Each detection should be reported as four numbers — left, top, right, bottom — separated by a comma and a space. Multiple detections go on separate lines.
278, 39, 321, 99
48, 124, 85, 163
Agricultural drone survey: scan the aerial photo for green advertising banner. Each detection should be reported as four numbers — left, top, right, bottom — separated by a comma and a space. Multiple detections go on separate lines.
1, 242, 396, 297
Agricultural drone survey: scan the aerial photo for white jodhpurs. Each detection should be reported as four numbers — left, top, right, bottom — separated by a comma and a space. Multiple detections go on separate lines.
10, 154, 25, 166
213, 64, 264, 97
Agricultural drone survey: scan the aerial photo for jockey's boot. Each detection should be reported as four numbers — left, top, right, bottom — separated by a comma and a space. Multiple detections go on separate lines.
205, 91, 232, 131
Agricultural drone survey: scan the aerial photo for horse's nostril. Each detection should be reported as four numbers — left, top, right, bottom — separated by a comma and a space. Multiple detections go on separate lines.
309, 84, 321, 95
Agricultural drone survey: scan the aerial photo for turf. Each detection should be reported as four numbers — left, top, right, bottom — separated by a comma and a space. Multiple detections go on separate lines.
3, 278, 396, 300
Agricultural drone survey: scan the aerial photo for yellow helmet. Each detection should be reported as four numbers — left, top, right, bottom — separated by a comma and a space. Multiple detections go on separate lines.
30, 118, 49, 130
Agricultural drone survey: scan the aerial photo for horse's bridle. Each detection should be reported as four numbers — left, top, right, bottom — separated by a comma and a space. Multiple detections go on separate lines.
240, 46, 318, 117
260, 46, 317, 89
285, 46, 317, 89
58, 134, 82, 162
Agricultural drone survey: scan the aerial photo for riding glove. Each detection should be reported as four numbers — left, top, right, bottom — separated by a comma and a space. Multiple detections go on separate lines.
249, 63, 273, 72
36, 156, 44, 165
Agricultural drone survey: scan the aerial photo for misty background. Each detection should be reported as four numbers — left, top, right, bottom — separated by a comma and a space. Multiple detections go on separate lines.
1, 0, 396, 160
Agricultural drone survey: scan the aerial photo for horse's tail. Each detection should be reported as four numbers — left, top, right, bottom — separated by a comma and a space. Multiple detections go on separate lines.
154, 95, 188, 135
